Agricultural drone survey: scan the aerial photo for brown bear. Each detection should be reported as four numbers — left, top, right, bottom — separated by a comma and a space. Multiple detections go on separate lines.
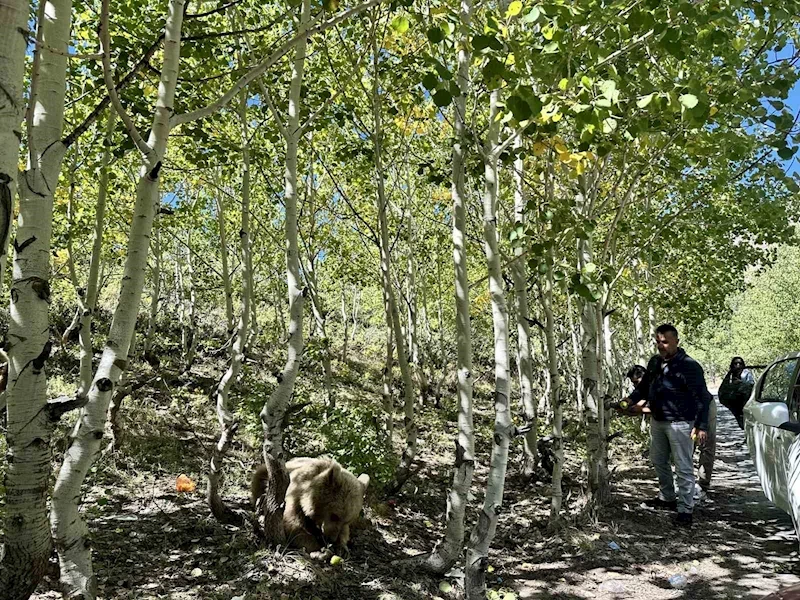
251, 455, 369, 554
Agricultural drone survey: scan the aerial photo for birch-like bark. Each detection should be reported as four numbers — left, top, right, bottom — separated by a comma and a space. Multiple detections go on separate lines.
369, 23, 417, 493
416, 0, 473, 570
465, 89, 512, 600
215, 183, 234, 336
51, 2, 185, 596
381, 282, 394, 441
208, 88, 253, 525
542, 248, 564, 526
578, 226, 609, 507
633, 299, 647, 366
303, 155, 333, 409
406, 200, 425, 406
183, 233, 198, 370
0, 0, 26, 293
511, 137, 537, 481
143, 215, 162, 357
567, 293, 583, 420
77, 108, 116, 396
1, 0, 71, 594
261, 0, 310, 461
340, 282, 349, 362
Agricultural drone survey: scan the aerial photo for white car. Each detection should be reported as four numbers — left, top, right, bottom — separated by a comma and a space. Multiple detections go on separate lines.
744, 352, 800, 543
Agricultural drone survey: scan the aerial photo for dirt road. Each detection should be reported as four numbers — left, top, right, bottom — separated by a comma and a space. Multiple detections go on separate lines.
508, 401, 800, 599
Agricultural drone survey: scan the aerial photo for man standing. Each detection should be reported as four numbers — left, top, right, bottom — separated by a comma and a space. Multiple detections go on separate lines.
621, 324, 712, 527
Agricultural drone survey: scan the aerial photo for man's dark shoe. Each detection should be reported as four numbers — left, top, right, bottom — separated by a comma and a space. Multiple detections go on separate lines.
644, 497, 678, 511
674, 512, 693, 528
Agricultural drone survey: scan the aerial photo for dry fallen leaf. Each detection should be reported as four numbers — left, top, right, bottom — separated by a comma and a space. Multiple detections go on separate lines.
176, 474, 196, 493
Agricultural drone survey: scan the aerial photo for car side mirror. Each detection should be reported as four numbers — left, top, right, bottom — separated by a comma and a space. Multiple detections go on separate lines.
751, 401, 800, 434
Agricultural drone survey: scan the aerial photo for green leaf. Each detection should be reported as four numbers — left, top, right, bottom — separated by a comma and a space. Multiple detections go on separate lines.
391, 16, 409, 34
598, 79, 616, 98
482, 58, 505, 81
637, 92, 656, 108
777, 146, 795, 160
507, 94, 532, 121
421, 73, 438, 90
679, 93, 699, 109
523, 6, 540, 23
433, 89, 453, 107
506, 0, 523, 17
426, 26, 444, 43
472, 35, 496, 51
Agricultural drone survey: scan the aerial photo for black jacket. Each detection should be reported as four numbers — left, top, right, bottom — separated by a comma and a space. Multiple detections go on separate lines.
629, 348, 712, 430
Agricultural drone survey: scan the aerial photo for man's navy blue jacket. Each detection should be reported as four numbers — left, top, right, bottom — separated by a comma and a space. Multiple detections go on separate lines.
629, 348, 712, 431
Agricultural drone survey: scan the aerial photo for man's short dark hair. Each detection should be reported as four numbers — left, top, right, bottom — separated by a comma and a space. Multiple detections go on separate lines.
626, 365, 646, 380
655, 323, 679, 338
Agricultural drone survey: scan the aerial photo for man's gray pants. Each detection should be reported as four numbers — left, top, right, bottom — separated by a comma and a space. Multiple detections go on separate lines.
650, 419, 695, 514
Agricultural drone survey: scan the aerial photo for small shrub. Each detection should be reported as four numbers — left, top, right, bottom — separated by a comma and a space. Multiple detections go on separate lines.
319, 405, 397, 487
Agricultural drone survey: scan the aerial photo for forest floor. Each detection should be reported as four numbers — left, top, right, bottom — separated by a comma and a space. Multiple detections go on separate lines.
30, 358, 800, 600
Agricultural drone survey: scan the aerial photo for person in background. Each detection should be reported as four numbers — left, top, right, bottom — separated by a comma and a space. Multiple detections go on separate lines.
619, 324, 712, 528
623, 361, 716, 503
718, 356, 755, 429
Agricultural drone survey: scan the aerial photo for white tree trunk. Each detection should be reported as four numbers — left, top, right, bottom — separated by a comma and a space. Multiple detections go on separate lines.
51, 2, 185, 596
1, 0, 71, 594
567, 293, 584, 420
0, 0, 26, 294
369, 24, 417, 493
633, 300, 647, 366
78, 108, 116, 396
340, 281, 349, 362
143, 215, 162, 357
261, 0, 310, 461
578, 231, 609, 507
381, 282, 395, 441
208, 88, 253, 525
215, 182, 235, 336
465, 89, 512, 600
418, 0, 474, 569
542, 251, 563, 526
183, 234, 198, 370
511, 137, 537, 480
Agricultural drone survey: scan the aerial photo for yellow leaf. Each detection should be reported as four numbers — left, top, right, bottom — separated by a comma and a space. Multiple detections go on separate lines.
506, 0, 523, 17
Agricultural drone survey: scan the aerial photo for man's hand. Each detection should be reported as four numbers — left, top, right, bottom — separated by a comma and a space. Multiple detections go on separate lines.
691, 428, 707, 445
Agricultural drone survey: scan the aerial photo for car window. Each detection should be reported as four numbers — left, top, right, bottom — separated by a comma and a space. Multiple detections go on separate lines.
758, 359, 799, 404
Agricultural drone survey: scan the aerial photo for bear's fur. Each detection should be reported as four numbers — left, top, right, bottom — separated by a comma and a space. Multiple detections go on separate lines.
250, 456, 369, 553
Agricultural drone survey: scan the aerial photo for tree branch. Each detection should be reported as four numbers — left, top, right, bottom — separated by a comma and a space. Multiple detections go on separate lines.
99, 0, 152, 157
63, 34, 164, 148
171, 0, 386, 127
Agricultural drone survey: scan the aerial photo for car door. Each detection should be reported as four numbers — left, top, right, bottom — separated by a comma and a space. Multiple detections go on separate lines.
745, 357, 799, 514
786, 380, 800, 542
